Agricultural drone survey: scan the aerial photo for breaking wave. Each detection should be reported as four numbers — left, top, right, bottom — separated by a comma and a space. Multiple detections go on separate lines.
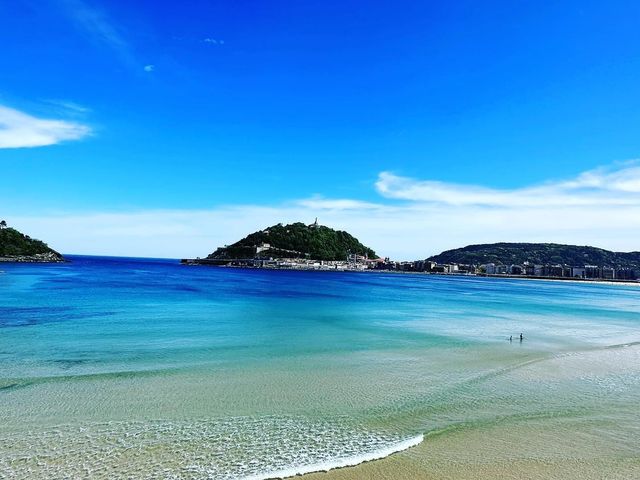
0, 416, 423, 480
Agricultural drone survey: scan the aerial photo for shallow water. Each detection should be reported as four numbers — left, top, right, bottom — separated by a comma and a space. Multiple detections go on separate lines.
1, 256, 639, 479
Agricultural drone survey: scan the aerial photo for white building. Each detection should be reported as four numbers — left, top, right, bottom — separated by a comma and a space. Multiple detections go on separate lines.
255, 243, 271, 254
483, 263, 496, 274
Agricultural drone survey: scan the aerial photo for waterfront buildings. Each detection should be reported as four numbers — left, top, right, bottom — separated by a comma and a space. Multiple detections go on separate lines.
370, 258, 638, 281
182, 244, 639, 281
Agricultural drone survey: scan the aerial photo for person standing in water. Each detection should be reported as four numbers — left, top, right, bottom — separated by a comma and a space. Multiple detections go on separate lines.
519, 333, 523, 342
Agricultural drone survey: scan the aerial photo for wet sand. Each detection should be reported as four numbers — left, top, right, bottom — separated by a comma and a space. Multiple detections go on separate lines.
297, 342, 640, 480
298, 420, 640, 480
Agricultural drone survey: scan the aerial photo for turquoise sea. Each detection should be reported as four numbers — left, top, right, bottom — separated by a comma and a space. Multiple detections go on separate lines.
1, 256, 639, 479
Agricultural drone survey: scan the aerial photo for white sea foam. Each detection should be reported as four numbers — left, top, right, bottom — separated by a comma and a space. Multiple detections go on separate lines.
242, 434, 424, 480
0, 416, 423, 480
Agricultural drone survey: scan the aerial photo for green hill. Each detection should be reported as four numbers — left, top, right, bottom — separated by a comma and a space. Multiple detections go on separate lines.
207, 222, 376, 261
428, 242, 640, 268
0, 223, 64, 262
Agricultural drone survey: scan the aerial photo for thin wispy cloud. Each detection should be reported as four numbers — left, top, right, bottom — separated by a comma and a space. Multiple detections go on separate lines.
144, 64, 154, 72
559, 162, 640, 193
0, 105, 91, 149
375, 162, 640, 207
44, 99, 91, 115
55, 0, 137, 67
8, 163, 640, 259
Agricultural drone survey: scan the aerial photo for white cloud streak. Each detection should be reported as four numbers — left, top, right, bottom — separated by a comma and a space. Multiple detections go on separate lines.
375, 162, 640, 207
44, 99, 91, 115
0, 105, 91, 148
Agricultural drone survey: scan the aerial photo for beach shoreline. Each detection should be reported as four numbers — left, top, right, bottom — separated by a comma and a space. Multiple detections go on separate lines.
3, 256, 639, 479
293, 430, 640, 480
254, 435, 424, 480
291, 341, 640, 480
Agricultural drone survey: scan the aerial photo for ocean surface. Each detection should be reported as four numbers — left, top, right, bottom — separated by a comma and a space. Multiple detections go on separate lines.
1, 256, 639, 479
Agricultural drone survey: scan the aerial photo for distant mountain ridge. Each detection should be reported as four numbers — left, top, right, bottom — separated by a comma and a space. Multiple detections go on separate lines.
428, 242, 640, 268
207, 221, 376, 261
0, 224, 64, 262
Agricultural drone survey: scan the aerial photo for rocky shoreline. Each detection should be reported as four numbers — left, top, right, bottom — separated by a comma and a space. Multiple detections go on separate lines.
0, 252, 65, 263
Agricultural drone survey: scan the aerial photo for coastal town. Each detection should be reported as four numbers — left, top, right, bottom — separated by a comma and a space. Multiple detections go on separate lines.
379, 258, 639, 281
3, 216, 636, 283
182, 241, 639, 282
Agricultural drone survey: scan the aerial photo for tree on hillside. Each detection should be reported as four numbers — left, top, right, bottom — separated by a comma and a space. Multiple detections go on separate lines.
0, 220, 6, 229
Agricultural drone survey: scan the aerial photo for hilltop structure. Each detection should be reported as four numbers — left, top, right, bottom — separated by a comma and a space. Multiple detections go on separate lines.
0, 221, 64, 263
182, 221, 380, 270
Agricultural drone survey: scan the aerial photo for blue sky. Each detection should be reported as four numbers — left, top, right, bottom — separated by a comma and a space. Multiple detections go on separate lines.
2, 1, 640, 258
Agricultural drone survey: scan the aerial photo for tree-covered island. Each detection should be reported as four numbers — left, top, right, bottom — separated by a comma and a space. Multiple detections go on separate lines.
0, 221, 65, 262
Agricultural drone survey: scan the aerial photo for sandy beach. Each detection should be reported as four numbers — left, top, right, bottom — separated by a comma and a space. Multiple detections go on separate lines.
298, 442, 639, 480
296, 419, 640, 480
296, 339, 640, 480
